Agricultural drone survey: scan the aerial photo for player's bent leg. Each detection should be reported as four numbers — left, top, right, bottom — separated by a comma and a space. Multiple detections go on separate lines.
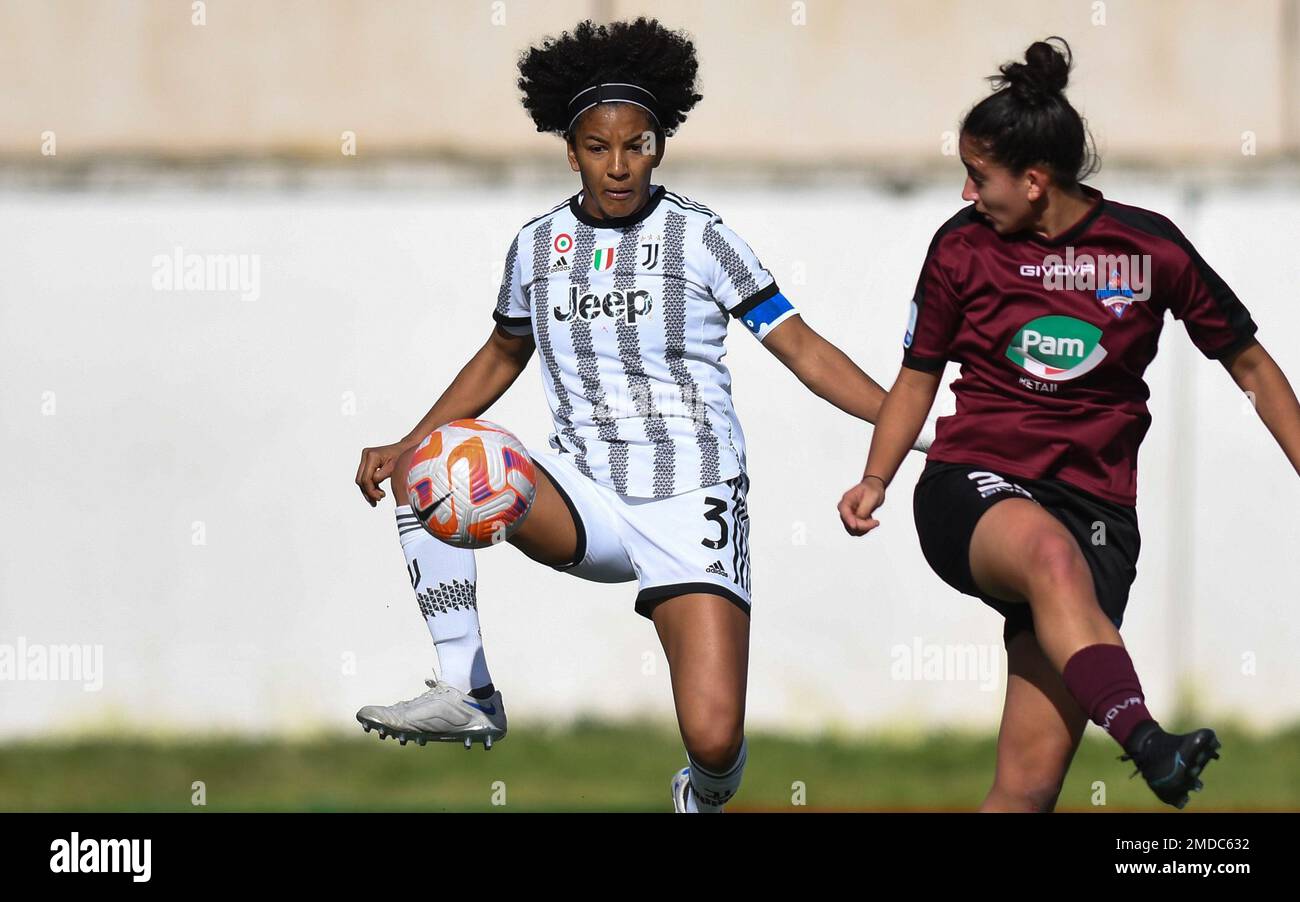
981, 630, 1088, 813
652, 592, 749, 813
967, 496, 1220, 808
391, 447, 492, 694
355, 446, 506, 750
503, 461, 581, 568
360, 447, 635, 751
967, 498, 1120, 670
396, 442, 582, 570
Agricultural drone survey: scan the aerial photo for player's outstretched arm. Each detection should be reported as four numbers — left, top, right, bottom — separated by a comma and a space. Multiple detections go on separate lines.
1223, 340, 1300, 477
838, 365, 941, 536
760, 314, 888, 423
354, 325, 536, 506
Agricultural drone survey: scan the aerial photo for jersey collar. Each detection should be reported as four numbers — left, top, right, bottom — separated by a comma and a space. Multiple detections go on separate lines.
570, 184, 666, 230
1014, 184, 1106, 246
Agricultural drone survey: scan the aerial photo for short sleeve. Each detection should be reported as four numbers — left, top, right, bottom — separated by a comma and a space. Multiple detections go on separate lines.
1166, 233, 1257, 361
702, 218, 793, 341
902, 239, 963, 372
492, 233, 532, 337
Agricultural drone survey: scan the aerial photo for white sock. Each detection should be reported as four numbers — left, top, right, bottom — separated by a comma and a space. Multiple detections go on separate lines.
688, 738, 748, 811
396, 505, 493, 693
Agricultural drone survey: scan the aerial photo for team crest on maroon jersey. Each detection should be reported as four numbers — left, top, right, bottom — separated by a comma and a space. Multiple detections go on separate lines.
1096, 268, 1136, 319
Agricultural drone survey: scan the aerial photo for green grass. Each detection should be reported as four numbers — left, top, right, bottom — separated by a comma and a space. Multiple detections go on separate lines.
2, 719, 1297, 812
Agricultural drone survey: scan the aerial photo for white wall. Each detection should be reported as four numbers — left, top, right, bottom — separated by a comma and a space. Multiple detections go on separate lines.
2, 0, 1296, 164
1, 171, 1297, 737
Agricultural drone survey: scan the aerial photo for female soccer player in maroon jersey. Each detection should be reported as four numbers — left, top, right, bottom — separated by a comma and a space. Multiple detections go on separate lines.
839, 38, 1300, 811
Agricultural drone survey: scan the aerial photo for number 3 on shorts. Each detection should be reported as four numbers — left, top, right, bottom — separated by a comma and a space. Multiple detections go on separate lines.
701, 496, 729, 550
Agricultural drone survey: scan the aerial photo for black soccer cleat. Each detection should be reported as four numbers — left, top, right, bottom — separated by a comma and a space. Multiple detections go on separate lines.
1119, 721, 1221, 809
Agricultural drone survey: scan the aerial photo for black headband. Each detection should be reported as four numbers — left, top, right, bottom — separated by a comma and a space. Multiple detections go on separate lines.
566, 83, 661, 134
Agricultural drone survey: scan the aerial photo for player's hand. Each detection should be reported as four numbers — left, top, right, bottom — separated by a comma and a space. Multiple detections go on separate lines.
355, 440, 409, 507
838, 478, 886, 536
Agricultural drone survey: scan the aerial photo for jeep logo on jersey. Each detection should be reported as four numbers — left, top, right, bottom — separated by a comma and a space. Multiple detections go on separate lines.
554, 286, 653, 323
1004, 315, 1107, 381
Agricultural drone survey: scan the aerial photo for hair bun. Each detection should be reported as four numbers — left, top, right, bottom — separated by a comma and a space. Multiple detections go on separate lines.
996, 37, 1071, 103
961, 35, 1097, 186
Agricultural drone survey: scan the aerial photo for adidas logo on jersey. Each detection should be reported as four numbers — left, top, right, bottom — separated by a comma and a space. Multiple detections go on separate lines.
550, 255, 571, 273
554, 286, 654, 323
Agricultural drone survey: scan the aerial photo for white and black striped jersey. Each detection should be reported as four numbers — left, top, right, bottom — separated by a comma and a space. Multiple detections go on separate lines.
493, 184, 797, 498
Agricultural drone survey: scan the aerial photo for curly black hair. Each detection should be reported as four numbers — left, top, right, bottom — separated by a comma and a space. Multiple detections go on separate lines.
516, 17, 703, 139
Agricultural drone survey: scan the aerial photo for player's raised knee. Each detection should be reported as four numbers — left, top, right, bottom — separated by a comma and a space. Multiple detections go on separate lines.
1024, 530, 1090, 591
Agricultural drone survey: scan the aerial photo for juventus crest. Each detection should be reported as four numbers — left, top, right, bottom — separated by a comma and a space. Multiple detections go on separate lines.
639, 236, 661, 270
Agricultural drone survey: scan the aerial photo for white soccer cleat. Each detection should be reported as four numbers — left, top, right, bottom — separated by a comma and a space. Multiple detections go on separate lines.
671, 767, 694, 812
356, 678, 506, 750
671, 766, 723, 813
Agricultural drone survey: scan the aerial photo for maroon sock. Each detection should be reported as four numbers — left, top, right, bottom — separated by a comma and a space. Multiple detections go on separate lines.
1060, 644, 1156, 749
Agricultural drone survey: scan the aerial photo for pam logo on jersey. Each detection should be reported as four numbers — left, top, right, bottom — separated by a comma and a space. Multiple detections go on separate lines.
1004, 315, 1107, 381
554, 286, 654, 323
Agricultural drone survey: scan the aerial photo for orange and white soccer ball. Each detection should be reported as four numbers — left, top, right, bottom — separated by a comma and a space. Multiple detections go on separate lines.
406, 419, 537, 548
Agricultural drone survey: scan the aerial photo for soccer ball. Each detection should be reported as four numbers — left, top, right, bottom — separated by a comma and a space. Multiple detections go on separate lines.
406, 419, 537, 548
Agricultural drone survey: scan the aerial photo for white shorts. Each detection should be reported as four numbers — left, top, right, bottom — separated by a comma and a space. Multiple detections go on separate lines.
529, 449, 752, 619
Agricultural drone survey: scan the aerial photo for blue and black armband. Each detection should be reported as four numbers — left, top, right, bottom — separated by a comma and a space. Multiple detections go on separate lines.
730, 283, 796, 341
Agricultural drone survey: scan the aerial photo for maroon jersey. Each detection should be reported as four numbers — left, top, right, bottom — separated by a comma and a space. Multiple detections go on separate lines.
902, 185, 1257, 505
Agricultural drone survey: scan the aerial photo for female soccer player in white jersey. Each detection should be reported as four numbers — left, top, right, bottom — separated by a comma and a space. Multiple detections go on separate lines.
354, 18, 923, 812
